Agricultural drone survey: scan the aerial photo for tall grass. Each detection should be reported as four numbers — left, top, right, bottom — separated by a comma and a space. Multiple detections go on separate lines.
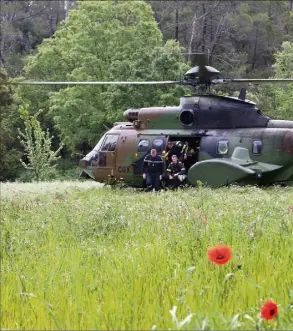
1, 182, 293, 330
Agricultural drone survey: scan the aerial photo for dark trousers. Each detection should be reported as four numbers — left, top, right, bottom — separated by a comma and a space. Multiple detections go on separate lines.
167, 176, 181, 189
146, 173, 160, 191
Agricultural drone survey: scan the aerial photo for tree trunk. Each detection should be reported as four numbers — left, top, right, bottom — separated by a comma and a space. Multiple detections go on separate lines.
48, 12, 54, 38
252, 27, 259, 70
0, 30, 6, 67
175, 0, 179, 41
201, 3, 207, 52
56, 11, 60, 27
210, 10, 213, 46
210, 15, 225, 55
268, 1, 272, 20
188, 11, 197, 61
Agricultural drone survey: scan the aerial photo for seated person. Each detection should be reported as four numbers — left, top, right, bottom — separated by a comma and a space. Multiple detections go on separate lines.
166, 155, 186, 189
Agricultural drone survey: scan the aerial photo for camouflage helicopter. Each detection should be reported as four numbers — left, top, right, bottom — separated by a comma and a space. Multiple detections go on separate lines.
15, 55, 293, 188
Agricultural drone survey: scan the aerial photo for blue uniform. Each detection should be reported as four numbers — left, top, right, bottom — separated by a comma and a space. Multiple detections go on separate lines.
166, 161, 186, 188
142, 154, 164, 191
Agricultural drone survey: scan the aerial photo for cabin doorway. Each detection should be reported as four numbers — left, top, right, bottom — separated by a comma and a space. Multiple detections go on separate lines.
166, 136, 202, 172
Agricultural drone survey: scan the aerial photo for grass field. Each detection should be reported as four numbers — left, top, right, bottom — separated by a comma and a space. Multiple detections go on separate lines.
1, 181, 293, 330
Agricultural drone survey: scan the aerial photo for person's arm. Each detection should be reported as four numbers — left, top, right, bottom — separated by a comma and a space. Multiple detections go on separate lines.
165, 147, 170, 159
167, 163, 173, 178
178, 162, 186, 175
142, 155, 149, 177
159, 156, 164, 174
182, 144, 187, 159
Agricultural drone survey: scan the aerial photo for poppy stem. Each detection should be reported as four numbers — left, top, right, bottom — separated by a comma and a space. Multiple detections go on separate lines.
217, 267, 226, 304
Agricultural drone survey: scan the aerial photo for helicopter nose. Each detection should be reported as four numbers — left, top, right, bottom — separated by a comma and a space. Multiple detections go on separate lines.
79, 158, 89, 168
282, 131, 293, 155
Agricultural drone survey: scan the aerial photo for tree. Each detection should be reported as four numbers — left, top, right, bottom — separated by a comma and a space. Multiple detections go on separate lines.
18, 105, 63, 181
0, 66, 23, 181
0, 0, 76, 76
19, 1, 188, 154
148, 1, 291, 78
271, 41, 293, 119
253, 41, 293, 120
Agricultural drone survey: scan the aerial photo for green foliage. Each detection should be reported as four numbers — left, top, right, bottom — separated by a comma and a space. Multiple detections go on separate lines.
283, 11, 293, 40
0, 67, 23, 181
1, 184, 293, 329
17, 105, 64, 181
1, 0, 75, 76
19, 1, 188, 153
254, 42, 293, 119
0, 67, 13, 106
273, 41, 293, 77
2, 0, 292, 182
200, 1, 290, 78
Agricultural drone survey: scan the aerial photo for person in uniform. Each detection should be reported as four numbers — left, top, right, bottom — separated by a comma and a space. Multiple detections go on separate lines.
166, 154, 186, 189
142, 149, 164, 192
183, 141, 195, 168
165, 140, 187, 164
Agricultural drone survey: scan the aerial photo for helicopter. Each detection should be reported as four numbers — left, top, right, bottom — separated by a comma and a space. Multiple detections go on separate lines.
14, 55, 293, 188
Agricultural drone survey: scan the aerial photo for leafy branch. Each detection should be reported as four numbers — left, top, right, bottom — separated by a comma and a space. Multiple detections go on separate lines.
18, 105, 63, 181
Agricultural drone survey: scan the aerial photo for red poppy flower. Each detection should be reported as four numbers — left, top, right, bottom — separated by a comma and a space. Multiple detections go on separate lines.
207, 245, 232, 265
260, 301, 278, 320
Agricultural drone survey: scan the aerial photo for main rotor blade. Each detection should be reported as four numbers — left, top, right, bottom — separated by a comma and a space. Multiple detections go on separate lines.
232, 78, 293, 83
9, 80, 179, 85
211, 78, 293, 85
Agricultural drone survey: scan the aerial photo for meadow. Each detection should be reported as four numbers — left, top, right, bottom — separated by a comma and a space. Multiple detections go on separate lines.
1, 181, 293, 330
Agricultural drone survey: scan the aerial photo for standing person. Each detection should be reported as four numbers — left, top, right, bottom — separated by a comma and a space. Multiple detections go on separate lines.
183, 141, 194, 168
142, 149, 164, 192
166, 155, 186, 189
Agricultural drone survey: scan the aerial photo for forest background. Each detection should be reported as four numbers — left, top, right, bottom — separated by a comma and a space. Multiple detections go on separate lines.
1, 0, 293, 182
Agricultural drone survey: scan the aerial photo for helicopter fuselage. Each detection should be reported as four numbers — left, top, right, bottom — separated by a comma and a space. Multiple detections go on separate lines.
79, 95, 293, 187
9, 57, 293, 187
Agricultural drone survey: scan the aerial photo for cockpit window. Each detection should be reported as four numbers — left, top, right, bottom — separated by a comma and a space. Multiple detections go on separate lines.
138, 139, 150, 152
101, 135, 119, 152
93, 134, 105, 152
252, 140, 262, 155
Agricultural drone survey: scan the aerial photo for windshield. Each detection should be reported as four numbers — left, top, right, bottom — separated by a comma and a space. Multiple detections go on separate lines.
93, 134, 105, 152
85, 134, 106, 159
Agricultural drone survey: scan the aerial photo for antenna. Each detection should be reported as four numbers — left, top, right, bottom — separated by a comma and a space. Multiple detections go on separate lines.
207, 49, 210, 66
238, 88, 246, 100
